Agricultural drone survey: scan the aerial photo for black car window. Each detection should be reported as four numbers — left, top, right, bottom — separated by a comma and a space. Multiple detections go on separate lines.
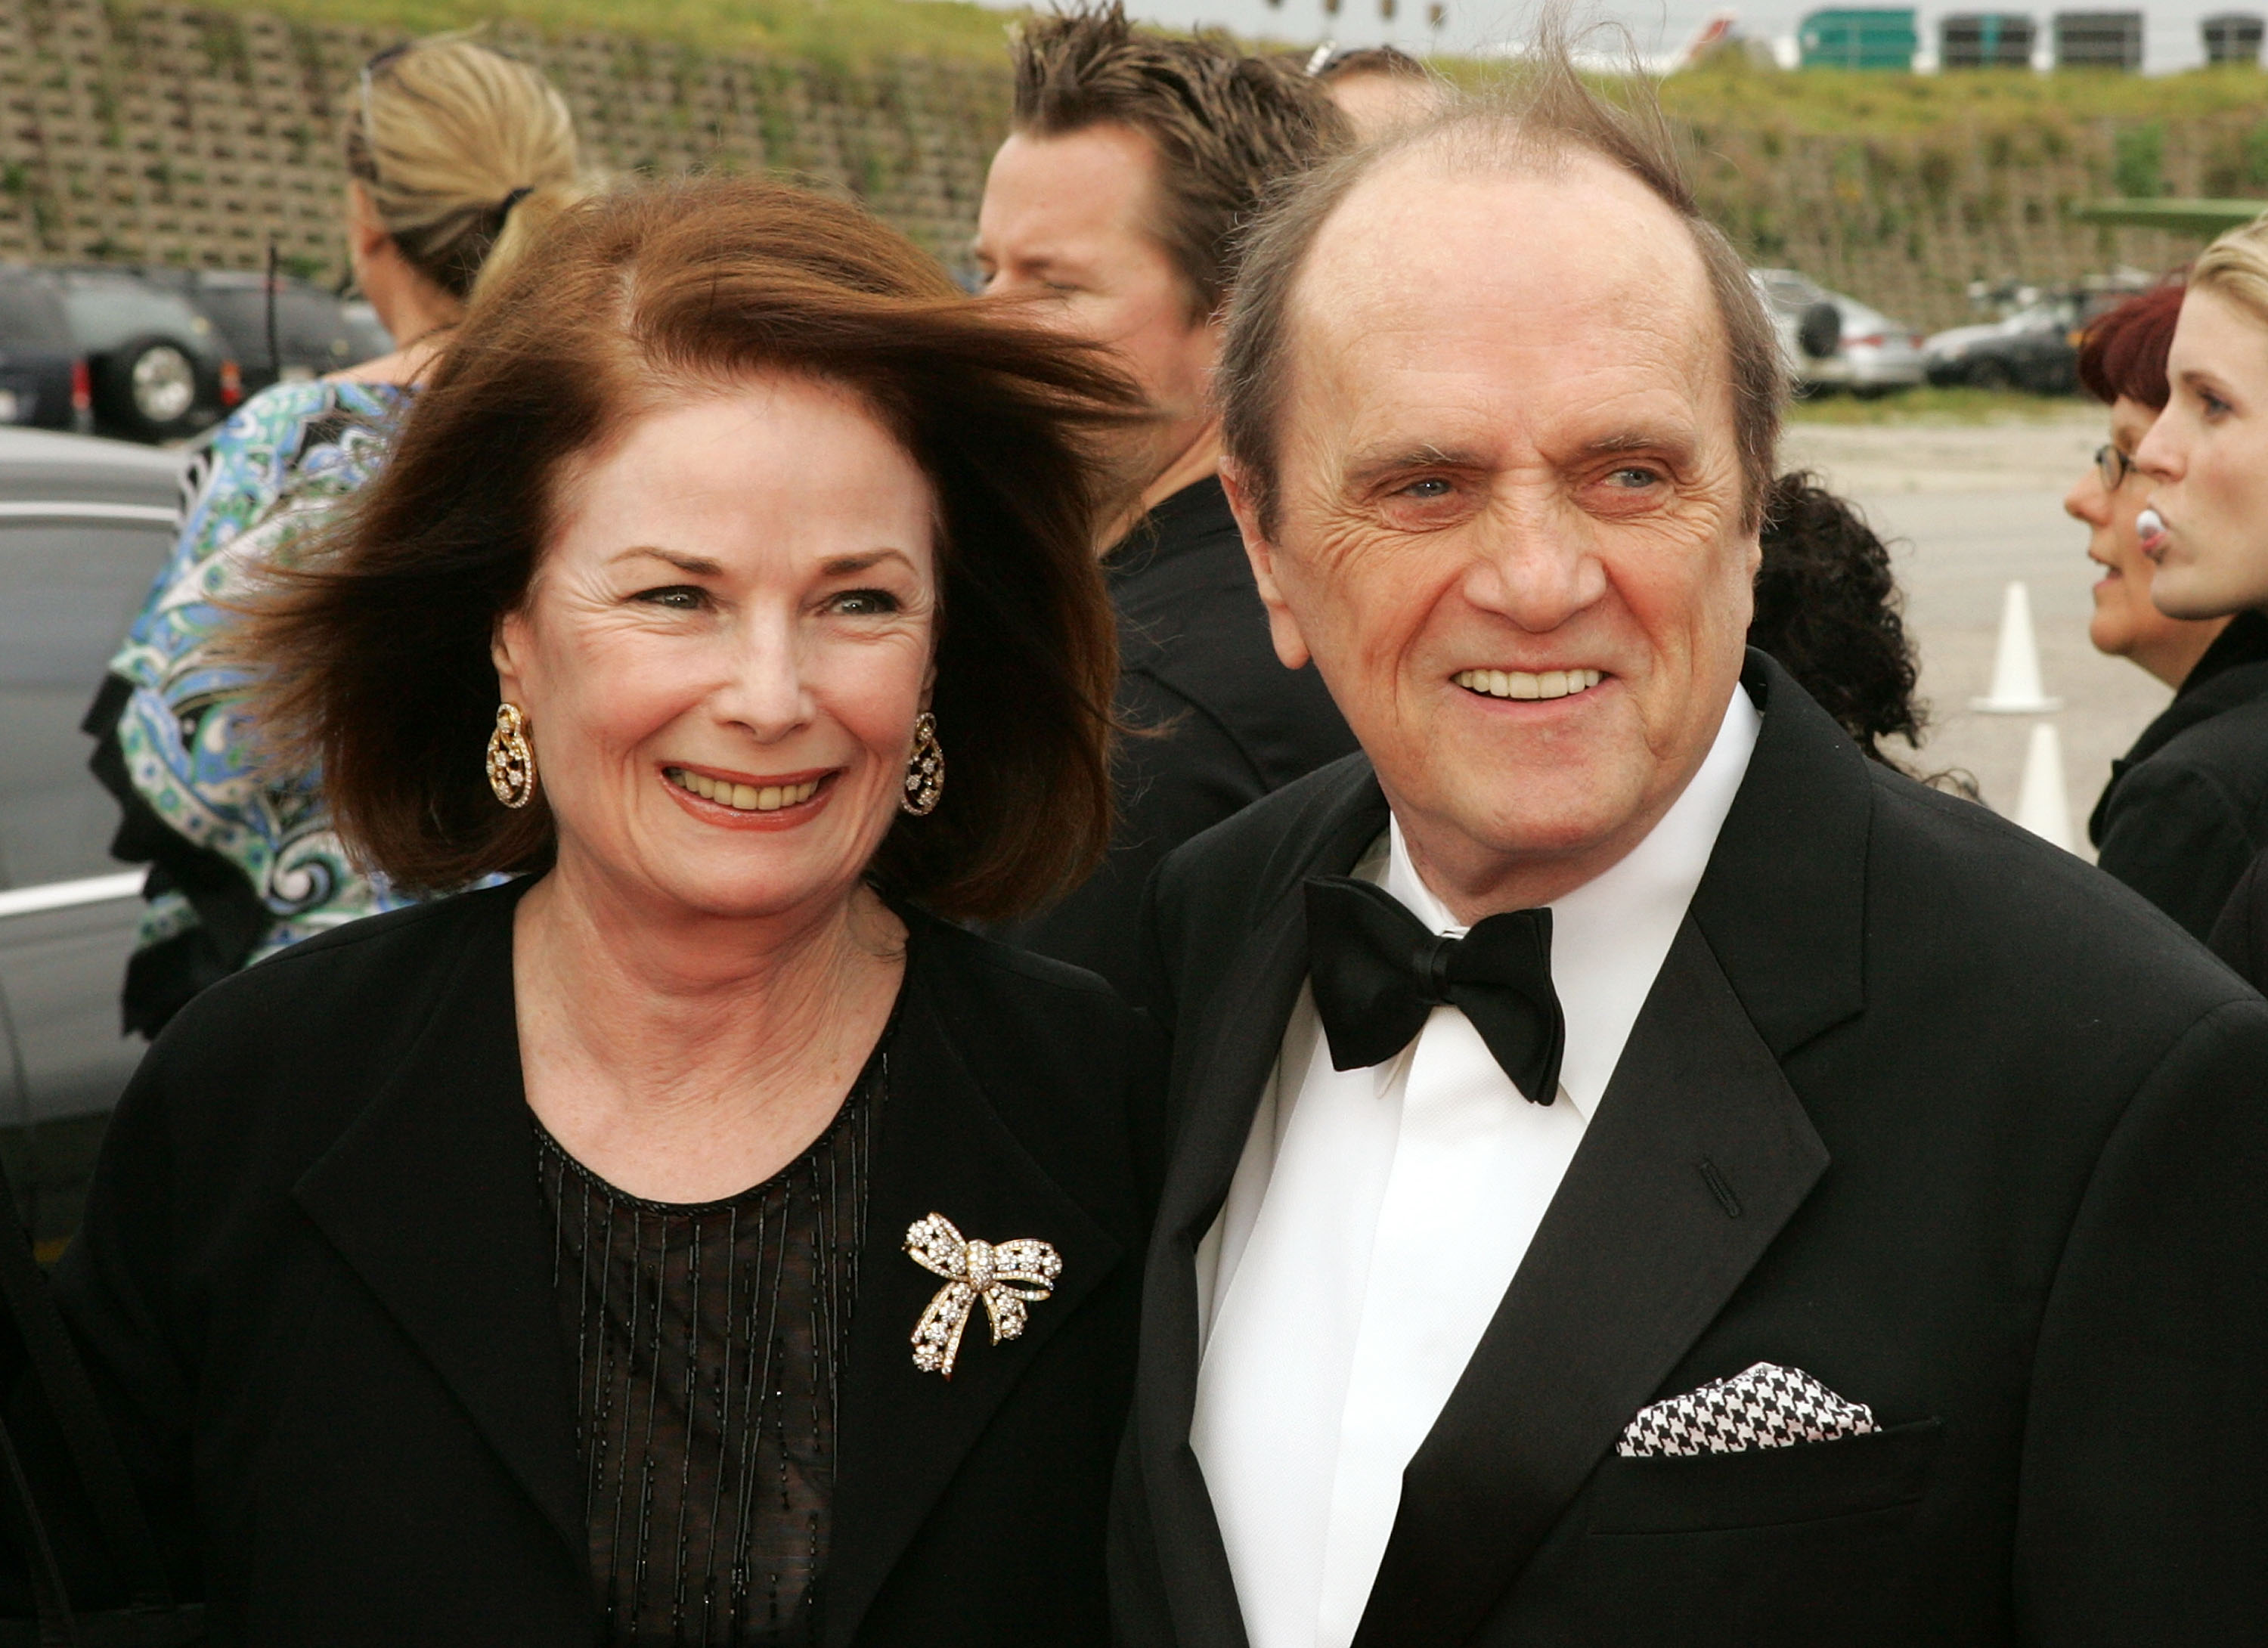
194, 287, 352, 366
0, 280, 70, 348
57, 280, 215, 356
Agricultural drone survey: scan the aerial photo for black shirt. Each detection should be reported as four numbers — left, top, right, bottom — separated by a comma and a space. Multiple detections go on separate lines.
2088, 608, 2268, 940
999, 476, 1357, 995
535, 1033, 885, 1646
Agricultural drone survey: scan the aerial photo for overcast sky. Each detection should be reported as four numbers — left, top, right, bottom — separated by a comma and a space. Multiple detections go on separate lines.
1014, 1, 2254, 72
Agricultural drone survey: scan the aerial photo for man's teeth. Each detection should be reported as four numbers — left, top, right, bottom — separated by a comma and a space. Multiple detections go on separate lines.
1454, 668, 1604, 701
664, 768, 820, 812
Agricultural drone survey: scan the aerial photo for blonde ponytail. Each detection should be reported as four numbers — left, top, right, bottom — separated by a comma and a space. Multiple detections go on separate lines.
344, 33, 590, 302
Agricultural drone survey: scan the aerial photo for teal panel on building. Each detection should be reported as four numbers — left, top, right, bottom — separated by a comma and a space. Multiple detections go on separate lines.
1799, 8, 1920, 68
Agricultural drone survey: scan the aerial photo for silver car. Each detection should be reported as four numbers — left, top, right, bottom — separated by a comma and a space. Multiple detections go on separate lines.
1752, 268, 1929, 395
0, 426, 185, 1250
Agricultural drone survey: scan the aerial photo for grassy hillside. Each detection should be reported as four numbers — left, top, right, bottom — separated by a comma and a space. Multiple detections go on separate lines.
11, 0, 2265, 330
187, 0, 1024, 68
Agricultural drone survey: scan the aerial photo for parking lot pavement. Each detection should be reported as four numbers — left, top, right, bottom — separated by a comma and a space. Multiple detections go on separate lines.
1785, 409, 2170, 864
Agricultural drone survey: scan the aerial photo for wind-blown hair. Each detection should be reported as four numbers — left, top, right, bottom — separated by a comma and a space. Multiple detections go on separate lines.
1219, 25, 1784, 537
243, 175, 1138, 922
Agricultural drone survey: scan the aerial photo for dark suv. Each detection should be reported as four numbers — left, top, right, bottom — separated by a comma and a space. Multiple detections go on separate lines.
0, 268, 91, 434
146, 268, 377, 398
48, 267, 240, 442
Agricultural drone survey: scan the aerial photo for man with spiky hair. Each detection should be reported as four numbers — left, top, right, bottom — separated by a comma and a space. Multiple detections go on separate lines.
978, 2, 1358, 996
1109, 33, 2268, 1648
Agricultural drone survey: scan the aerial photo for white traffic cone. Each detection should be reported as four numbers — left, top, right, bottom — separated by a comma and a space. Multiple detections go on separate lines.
2012, 721, 2074, 852
1971, 581, 2062, 714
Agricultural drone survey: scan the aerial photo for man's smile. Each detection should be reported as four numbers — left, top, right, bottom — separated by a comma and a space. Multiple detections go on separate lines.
1452, 668, 1606, 702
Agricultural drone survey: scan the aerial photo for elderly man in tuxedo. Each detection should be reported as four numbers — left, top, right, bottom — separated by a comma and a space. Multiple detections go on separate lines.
1108, 53, 2268, 1648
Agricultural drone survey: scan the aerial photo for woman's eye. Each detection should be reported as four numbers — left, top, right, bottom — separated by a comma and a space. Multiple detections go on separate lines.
831, 588, 900, 617
634, 585, 706, 611
2201, 389, 2232, 419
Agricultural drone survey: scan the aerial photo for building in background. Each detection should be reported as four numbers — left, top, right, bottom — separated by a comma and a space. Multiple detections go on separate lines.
1799, 8, 1921, 67
2053, 10, 2146, 67
2202, 11, 2265, 61
1940, 11, 2037, 65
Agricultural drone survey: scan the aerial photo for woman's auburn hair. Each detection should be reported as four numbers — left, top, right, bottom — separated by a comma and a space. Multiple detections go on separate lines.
248, 174, 1138, 922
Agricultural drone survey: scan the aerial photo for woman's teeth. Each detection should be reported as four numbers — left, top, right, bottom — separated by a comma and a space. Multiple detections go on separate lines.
1454, 668, 1604, 701
664, 768, 820, 812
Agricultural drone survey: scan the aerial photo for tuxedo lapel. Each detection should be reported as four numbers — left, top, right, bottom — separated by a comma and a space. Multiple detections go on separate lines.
1134, 767, 1391, 1647
291, 891, 587, 1572
824, 949, 1119, 1648
1352, 916, 1830, 1647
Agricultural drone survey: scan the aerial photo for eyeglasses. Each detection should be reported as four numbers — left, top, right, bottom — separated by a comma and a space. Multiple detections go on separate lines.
2095, 444, 2139, 491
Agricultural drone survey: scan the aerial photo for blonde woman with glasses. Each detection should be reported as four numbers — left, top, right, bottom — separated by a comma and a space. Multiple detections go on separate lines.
89, 34, 588, 1036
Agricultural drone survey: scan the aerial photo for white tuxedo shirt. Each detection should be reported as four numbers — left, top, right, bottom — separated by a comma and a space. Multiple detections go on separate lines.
1188, 686, 1760, 1648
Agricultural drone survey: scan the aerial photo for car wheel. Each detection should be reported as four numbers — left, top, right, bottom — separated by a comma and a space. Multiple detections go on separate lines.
94, 335, 203, 441
1796, 302, 1842, 361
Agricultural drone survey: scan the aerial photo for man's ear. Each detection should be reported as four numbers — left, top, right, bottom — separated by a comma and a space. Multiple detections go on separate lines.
1221, 458, 1313, 672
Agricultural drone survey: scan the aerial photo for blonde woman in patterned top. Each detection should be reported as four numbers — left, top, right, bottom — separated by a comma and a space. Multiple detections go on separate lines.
90, 31, 587, 1034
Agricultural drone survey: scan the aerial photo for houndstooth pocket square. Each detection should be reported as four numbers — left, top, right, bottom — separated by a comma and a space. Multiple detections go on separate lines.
1617, 1361, 1876, 1458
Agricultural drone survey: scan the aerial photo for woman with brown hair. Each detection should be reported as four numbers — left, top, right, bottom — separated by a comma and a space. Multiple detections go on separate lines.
39, 176, 1156, 1645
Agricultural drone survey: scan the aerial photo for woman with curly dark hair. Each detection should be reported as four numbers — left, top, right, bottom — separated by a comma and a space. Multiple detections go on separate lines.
1749, 471, 1926, 765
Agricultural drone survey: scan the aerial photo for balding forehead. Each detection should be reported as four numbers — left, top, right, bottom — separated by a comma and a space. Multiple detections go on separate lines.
1298, 144, 1716, 345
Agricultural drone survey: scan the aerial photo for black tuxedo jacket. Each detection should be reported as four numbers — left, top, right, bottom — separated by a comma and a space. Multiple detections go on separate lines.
2089, 608, 2268, 940
1111, 654, 2268, 1647
999, 478, 1358, 998
16, 881, 1160, 1645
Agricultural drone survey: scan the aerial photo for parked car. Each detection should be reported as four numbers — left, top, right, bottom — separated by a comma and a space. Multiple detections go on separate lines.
0, 426, 187, 1248
47, 266, 240, 443
144, 268, 380, 397
0, 267, 91, 434
1925, 298, 2083, 395
1752, 268, 1928, 395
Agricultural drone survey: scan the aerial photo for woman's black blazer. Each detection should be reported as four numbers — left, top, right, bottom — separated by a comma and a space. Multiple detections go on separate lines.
34, 881, 1160, 1646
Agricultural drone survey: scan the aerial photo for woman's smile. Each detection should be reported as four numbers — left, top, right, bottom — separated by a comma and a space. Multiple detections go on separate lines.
660, 762, 836, 826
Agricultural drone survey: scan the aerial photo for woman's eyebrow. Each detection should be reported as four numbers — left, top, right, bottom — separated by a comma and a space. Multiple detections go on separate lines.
611, 546, 723, 576
819, 549, 917, 577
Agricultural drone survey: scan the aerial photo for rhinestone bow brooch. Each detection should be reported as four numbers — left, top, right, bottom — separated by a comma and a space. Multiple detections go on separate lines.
903, 1213, 1062, 1379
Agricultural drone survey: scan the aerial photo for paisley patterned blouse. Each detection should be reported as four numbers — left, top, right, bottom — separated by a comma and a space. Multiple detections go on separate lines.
94, 378, 416, 1034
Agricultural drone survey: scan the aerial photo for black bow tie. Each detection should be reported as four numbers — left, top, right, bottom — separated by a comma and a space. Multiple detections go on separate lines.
1303, 875, 1566, 1106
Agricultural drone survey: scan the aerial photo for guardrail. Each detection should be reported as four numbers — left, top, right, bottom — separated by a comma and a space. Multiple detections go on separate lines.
0, 872, 144, 922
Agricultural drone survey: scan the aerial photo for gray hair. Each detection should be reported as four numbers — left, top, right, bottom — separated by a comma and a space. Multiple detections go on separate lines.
1219, 30, 1783, 537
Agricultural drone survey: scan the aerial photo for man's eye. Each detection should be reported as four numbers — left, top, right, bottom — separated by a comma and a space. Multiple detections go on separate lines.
1609, 466, 1661, 488
832, 588, 900, 617
634, 585, 705, 611
1398, 478, 1454, 500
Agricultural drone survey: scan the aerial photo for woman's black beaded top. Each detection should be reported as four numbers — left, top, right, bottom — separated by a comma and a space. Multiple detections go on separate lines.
533, 1039, 886, 1646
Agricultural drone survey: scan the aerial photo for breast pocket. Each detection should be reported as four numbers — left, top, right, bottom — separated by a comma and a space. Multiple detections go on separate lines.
1566, 1420, 1944, 1648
